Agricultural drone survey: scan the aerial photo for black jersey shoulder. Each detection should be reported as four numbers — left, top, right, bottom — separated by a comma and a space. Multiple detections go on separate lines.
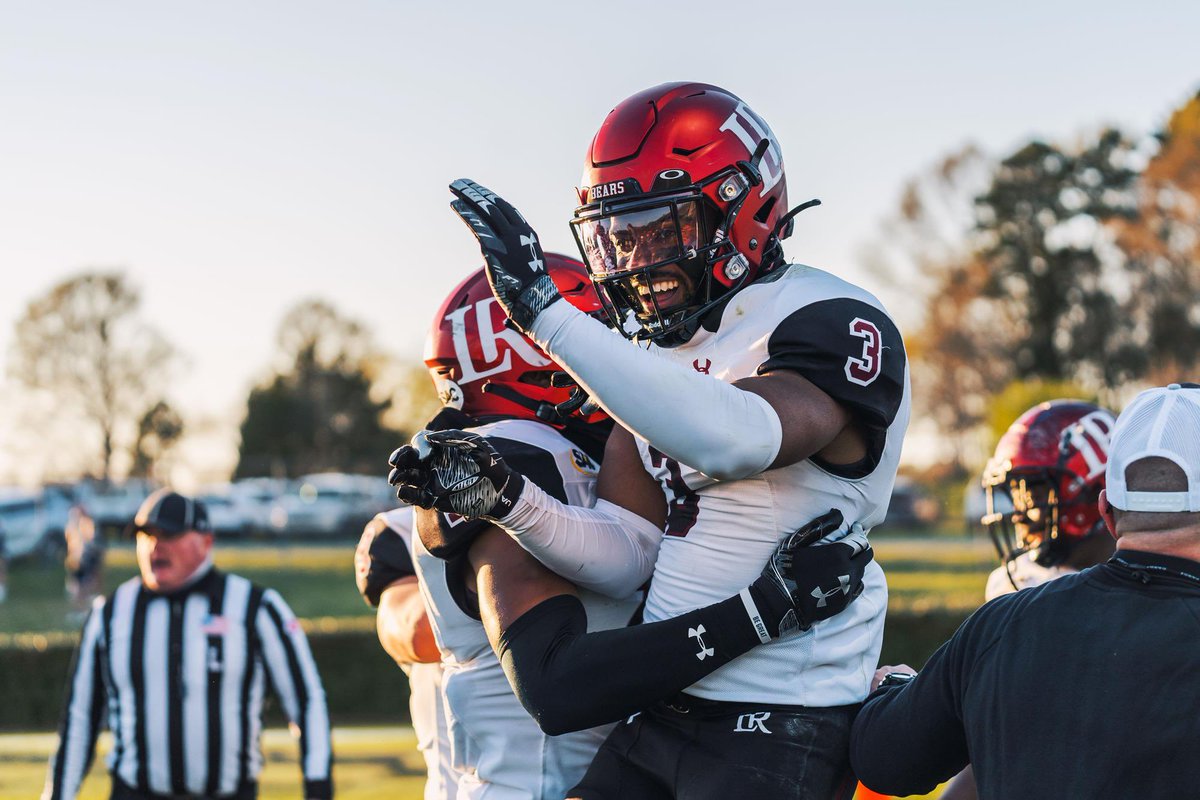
758, 296, 906, 477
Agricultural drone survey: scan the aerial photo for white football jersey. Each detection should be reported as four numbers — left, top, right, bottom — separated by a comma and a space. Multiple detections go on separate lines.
635, 263, 909, 706
985, 553, 1078, 600
412, 418, 640, 799
376, 507, 460, 800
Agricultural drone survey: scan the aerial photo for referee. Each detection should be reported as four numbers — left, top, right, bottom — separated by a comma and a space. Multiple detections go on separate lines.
43, 489, 332, 800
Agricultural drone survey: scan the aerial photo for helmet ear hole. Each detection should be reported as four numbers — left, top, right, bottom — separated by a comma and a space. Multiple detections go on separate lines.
753, 196, 778, 224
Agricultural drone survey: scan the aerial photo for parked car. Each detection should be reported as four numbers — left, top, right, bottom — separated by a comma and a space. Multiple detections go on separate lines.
230, 478, 289, 536
963, 478, 1013, 534
196, 488, 249, 537
0, 485, 75, 561
876, 477, 941, 532
76, 479, 157, 538
269, 473, 395, 538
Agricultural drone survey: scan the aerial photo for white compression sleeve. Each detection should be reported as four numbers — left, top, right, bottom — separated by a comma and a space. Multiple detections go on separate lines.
531, 301, 783, 481
498, 480, 663, 599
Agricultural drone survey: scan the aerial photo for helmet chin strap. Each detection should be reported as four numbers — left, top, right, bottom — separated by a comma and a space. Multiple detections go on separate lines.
481, 380, 588, 426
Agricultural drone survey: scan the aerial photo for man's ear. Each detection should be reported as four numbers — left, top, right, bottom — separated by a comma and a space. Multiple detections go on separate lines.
1098, 489, 1118, 539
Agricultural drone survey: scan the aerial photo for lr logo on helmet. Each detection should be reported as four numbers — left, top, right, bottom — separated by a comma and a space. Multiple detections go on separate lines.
718, 102, 783, 197
445, 297, 550, 383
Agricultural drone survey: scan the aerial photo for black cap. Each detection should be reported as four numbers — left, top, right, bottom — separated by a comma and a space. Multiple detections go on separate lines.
130, 489, 212, 537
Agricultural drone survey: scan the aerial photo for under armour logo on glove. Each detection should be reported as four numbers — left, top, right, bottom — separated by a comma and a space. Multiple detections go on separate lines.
519, 234, 544, 272
450, 179, 563, 335
689, 625, 715, 661
747, 509, 874, 637
811, 575, 853, 608
387, 429, 526, 520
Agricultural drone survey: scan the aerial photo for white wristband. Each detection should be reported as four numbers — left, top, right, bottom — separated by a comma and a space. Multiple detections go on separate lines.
738, 587, 773, 644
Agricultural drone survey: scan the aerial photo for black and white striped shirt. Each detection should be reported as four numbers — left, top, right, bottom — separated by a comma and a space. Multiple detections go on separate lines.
44, 567, 332, 799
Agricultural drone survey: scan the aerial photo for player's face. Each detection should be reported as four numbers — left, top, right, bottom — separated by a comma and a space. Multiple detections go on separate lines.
137, 529, 213, 592
576, 200, 702, 315
1009, 477, 1052, 546
629, 262, 698, 315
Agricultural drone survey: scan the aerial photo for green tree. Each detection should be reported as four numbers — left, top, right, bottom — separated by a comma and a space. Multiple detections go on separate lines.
130, 401, 185, 479
984, 378, 1098, 449
234, 300, 398, 479
1111, 90, 1200, 384
863, 146, 1000, 468
382, 363, 443, 439
973, 131, 1141, 388
9, 271, 178, 481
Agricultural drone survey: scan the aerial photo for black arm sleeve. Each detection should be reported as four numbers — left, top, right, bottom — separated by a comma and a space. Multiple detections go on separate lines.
496, 593, 763, 736
758, 298, 906, 477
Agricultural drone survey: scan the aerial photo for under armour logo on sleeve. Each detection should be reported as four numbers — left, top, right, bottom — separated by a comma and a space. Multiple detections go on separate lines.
689, 625, 715, 660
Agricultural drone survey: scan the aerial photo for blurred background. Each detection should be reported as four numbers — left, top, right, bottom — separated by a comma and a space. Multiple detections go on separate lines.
1, 1, 1198, 797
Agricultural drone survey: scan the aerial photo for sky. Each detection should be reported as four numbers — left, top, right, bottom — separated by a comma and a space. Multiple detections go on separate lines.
1, 0, 1197, 484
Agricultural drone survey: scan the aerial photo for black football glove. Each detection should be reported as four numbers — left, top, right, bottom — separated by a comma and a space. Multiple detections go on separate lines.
449, 179, 563, 334
387, 429, 526, 520
354, 516, 415, 608
748, 509, 873, 637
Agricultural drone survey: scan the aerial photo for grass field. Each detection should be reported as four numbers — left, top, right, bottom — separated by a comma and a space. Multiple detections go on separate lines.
0, 727, 944, 799
0, 536, 983, 799
1, 534, 996, 639
0, 727, 428, 800
875, 535, 996, 613
0, 543, 374, 639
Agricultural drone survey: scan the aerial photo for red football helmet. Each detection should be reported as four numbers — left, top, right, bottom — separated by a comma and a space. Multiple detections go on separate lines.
424, 254, 605, 424
981, 400, 1116, 569
570, 82, 800, 345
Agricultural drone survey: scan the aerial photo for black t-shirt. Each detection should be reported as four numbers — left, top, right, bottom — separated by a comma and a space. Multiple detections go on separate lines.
850, 551, 1200, 798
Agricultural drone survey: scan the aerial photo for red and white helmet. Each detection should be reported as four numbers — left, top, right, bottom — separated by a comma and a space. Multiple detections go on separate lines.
570, 82, 796, 345
424, 254, 604, 423
981, 400, 1116, 567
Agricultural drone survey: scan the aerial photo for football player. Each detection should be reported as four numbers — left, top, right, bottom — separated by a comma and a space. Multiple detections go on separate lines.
981, 399, 1117, 596
405, 257, 636, 800
399, 257, 874, 800
355, 509, 461, 800
937, 399, 1117, 800
398, 82, 909, 799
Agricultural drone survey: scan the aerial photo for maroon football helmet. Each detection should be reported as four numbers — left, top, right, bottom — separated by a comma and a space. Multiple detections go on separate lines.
570, 82, 800, 345
424, 254, 605, 424
981, 400, 1116, 569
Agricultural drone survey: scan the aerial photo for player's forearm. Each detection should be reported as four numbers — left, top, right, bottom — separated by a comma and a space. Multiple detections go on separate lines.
530, 302, 781, 481
497, 593, 767, 736
377, 586, 440, 665
498, 482, 661, 598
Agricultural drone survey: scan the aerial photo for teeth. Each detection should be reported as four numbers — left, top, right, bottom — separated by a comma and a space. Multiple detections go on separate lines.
637, 279, 679, 297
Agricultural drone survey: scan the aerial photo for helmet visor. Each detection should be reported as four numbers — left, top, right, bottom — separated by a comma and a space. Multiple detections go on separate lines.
573, 200, 701, 277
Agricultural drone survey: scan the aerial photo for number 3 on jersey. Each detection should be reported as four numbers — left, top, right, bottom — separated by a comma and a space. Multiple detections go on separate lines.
844, 317, 882, 386
648, 447, 700, 537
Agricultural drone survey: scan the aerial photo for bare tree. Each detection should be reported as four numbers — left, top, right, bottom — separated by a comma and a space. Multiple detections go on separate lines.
9, 271, 178, 481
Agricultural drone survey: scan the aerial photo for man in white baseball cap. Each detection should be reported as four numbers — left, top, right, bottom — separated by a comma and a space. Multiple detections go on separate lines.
849, 383, 1200, 799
